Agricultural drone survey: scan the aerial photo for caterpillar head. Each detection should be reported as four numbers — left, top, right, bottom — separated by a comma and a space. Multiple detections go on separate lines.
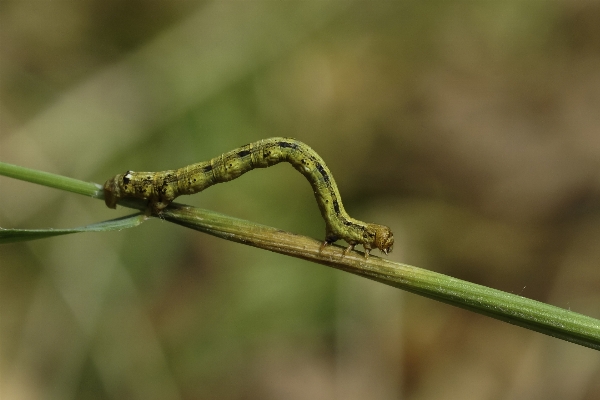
365, 224, 394, 255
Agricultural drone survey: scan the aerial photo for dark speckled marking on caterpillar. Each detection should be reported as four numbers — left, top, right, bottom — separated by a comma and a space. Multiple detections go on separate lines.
103, 138, 393, 257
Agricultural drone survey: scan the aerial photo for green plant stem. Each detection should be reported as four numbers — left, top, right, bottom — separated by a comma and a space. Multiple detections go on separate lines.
2, 161, 599, 350
0, 161, 103, 198
163, 205, 600, 350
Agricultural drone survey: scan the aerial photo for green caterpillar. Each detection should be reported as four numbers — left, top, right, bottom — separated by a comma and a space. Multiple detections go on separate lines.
103, 138, 393, 257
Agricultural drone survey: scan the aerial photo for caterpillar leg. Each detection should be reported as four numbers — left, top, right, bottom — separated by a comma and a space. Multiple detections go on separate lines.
319, 240, 331, 254
343, 244, 355, 257
318, 242, 328, 257
319, 235, 338, 255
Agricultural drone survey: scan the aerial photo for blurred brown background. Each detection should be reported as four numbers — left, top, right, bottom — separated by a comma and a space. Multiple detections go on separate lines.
1, 1, 600, 399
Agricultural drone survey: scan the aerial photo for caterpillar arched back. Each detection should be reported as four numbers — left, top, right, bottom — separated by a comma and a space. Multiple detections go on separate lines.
103, 138, 393, 257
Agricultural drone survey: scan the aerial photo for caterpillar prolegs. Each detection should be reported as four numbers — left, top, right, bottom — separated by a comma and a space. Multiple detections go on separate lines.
103, 138, 393, 257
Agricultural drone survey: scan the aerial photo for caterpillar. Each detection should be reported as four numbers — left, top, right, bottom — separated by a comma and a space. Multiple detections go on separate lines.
103, 138, 393, 257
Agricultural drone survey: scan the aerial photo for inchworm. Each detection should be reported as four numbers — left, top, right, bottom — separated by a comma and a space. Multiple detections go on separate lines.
103, 138, 393, 257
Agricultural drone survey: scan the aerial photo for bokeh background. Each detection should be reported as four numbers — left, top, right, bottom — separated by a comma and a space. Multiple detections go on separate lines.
1, 1, 600, 399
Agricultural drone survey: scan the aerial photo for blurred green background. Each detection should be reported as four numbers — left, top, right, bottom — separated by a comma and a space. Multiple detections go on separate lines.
1, 1, 600, 399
